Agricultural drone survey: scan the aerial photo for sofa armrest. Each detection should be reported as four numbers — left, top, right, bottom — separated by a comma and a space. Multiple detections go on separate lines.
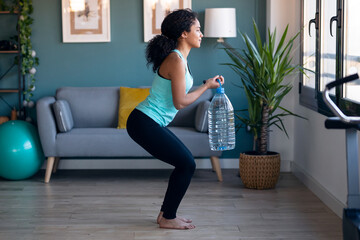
36, 96, 57, 157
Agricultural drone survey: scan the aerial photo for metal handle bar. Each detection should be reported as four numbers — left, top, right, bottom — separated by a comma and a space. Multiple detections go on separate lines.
322, 73, 360, 123
308, 12, 319, 37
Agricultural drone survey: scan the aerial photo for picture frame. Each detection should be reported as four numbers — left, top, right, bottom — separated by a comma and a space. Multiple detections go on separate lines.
61, 0, 111, 43
143, 0, 192, 42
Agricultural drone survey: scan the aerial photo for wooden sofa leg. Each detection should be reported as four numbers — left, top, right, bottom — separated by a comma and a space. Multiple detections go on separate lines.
210, 156, 223, 182
45, 157, 55, 183
52, 157, 60, 173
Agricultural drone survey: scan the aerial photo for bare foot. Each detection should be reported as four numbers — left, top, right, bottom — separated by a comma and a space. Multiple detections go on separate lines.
157, 211, 192, 224
158, 217, 195, 230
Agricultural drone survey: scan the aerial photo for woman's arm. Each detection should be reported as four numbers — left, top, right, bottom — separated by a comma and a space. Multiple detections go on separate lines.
172, 75, 224, 110
162, 53, 224, 110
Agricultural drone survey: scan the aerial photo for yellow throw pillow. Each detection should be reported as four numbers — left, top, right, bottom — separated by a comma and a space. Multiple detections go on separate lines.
117, 87, 150, 129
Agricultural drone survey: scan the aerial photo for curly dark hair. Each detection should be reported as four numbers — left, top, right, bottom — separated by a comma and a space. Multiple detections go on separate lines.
146, 9, 198, 72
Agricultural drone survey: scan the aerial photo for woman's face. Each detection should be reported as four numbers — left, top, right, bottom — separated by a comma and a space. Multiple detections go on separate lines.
184, 19, 203, 48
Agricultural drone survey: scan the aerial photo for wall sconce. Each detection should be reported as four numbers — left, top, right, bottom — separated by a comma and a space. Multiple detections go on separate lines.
204, 8, 237, 44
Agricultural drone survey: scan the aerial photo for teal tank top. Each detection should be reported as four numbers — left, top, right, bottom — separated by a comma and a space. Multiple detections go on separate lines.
136, 49, 193, 127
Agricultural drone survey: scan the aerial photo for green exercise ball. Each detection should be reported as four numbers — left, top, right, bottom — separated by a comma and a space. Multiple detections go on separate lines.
0, 120, 44, 180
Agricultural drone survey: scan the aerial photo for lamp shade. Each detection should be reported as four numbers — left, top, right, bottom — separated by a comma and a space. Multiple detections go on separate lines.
204, 8, 237, 38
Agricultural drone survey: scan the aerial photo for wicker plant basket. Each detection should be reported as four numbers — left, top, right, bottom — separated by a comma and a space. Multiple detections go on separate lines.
239, 152, 281, 189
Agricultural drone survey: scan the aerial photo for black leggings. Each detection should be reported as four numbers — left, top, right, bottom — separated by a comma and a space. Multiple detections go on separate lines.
126, 109, 196, 219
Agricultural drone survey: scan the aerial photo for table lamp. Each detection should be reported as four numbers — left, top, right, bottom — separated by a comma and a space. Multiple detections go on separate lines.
204, 8, 237, 44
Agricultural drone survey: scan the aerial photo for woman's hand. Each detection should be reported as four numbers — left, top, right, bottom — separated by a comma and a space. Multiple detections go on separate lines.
204, 75, 225, 89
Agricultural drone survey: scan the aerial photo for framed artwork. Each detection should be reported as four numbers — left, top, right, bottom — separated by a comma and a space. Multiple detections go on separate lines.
143, 0, 192, 42
62, 0, 111, 43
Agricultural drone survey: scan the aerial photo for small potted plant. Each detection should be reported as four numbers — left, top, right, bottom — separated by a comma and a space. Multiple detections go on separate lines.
223, 20, 305, 189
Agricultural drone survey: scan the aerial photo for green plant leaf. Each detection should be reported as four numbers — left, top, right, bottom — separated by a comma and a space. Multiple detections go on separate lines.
221, 19, 307, 153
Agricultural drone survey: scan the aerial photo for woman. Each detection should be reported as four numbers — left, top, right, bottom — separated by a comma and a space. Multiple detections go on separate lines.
126, 9, 224, 230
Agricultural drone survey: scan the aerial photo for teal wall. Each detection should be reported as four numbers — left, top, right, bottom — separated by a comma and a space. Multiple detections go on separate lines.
0, 0, 266, 158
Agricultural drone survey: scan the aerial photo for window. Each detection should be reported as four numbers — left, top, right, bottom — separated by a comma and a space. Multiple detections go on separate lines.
300, 0, 318, 110
302, 0, 316, 90
300, 0, 360, 115
320, 0, 337, 93
343, 0, 360, 103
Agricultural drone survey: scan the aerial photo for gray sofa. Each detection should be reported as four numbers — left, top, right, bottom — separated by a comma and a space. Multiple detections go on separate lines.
36, 86, 222, 183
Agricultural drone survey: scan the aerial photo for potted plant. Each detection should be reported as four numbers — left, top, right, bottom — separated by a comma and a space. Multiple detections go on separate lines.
223, 20, 305, 189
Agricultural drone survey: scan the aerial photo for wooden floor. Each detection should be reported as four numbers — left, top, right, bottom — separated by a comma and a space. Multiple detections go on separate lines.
0, 169, 342, 240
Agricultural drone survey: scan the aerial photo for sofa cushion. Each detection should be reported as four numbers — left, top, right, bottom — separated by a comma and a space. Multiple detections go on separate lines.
195, 100, 210, 132
56, 87, 120, 128
56, 128, 152, 157
117, 87, 150, 129
52, 100, 74, 132
55, 127, 220, 157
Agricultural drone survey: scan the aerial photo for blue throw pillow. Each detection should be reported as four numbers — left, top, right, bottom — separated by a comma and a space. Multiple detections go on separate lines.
53, 100, 74, 132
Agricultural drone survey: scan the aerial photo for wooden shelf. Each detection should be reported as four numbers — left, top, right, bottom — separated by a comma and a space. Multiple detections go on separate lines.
0, 11, 19, 14
0, 50, 19, 54
0, 89, 19, 93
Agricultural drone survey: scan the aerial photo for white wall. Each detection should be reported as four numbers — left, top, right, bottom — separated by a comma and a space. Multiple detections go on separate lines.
267, 0, 360, 217
266, 0, 299, 172
292, 104, 348, 216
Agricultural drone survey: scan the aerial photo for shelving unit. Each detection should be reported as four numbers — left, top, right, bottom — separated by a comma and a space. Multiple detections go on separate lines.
0, 10, 23, 114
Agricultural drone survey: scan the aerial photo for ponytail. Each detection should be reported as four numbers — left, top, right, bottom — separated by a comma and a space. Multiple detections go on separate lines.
146, 35, 177, 72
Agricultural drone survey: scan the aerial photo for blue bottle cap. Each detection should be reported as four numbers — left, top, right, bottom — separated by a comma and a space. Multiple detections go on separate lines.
216, 79, 224, 94
216, 87, 224, 94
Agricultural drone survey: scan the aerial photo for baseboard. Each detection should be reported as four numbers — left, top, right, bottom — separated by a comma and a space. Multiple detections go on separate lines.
292, 162, 345, 218
42, 158, 292, 171
41, 158, 240, 170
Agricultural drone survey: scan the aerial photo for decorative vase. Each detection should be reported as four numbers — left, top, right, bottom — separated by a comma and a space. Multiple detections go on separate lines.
239, 151, 281, 189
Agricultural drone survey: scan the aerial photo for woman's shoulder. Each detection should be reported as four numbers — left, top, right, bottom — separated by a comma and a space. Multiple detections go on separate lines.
158, 52, 185, 79
164, 52, 184, 66
168, 51, 182, 60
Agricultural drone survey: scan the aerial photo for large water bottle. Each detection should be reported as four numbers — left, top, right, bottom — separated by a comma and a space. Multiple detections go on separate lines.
208, 80, 235, 151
